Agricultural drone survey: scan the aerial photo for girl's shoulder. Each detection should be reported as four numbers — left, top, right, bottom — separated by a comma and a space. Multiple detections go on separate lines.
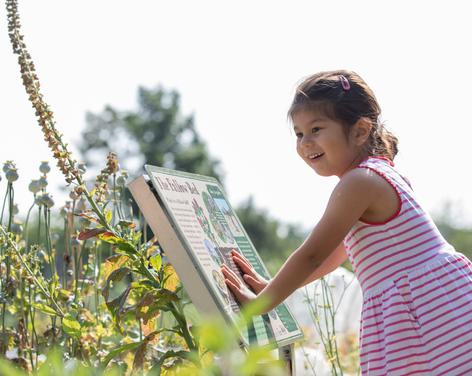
345, 156, 416, 225
358, 156, 394, 170
356, 156, 413, 191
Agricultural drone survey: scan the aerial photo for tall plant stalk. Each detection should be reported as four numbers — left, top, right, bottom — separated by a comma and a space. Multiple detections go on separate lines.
5, 2, 202, 371
303, 275, 350, 375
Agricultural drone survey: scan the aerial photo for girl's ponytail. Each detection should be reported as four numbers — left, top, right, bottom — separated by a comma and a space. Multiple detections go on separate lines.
371, 122, 399, 161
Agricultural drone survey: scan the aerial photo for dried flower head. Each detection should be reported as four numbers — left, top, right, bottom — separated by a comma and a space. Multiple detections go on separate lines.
116, 170, 128, 187
5, 168, 19, 182
34, 193, 43, 206
3, 160, 15, 173
11, 221, 23, 235
106, 152, 119, 174
41, 193, 54, 209
6, 0, 82, 186
73, 185, 86, 199
39, 161, 50, 174
92, 152, 122, 204
69, 189, 80, 201
3, 161, 19, 182
28, 179, 41, 193
38, 176, 48, 189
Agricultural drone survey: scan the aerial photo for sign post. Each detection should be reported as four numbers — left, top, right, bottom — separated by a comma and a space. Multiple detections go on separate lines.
128, 165, 303, 373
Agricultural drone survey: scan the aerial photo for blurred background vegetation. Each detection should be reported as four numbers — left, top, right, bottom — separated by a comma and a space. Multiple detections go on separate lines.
77, 84, 472, 275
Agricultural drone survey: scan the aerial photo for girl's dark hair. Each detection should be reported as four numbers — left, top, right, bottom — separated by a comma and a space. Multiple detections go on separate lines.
288, 70, 398, 160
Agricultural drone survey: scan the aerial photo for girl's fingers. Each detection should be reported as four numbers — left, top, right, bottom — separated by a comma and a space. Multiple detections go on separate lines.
232, 253, 263, 283
244, 274, 267, 293
232, 252, 253, 273
234, 258, 253, 275
224, 279, 244, 302
221, 265, 242, 287
232, 251, 252, 268
224, 278, 239, 293
224, 277, 251, 305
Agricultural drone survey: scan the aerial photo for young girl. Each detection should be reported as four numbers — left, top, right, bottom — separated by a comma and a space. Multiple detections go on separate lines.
221, 70, 472, 375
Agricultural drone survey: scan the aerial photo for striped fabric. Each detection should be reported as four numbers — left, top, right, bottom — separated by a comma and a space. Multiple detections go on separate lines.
344, 157, 472, 375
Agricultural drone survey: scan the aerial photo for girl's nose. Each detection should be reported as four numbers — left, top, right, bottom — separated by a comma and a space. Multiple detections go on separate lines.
300, 134, 314, 147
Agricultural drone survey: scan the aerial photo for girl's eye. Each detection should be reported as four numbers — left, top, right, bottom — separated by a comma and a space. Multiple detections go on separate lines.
295, 132, 303, 139
312, 127, 321, 133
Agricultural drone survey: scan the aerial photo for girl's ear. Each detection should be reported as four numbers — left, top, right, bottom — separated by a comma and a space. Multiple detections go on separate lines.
352, 117, 372, 146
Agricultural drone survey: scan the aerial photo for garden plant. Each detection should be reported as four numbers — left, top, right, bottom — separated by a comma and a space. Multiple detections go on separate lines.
1, 0, 357, 375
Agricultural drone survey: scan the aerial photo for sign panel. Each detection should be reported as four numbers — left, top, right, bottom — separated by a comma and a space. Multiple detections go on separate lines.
140, 165, 303, 347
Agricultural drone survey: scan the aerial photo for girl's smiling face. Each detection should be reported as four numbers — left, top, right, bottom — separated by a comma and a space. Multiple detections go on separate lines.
292, 108, 369, 178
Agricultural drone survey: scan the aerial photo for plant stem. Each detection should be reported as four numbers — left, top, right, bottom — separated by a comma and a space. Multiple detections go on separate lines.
1, 183, 13, 351
0, 225, 64, 317
23, 200, 35, 249
0, 183, 9, 226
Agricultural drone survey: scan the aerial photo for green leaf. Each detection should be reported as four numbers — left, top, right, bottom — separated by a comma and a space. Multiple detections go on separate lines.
102, 341, 142, 367
57, 288, 73, 302
78, 227, 106, 240
116, 241, 139, 257
0, 358, 28, 376
149, 253, 162, 271
132, 331, 160, 371
136, 289, 179, 324
105, 209, 112, 224
118, 220, 136, 229
32, 303, 58, 316
76, 211, 101, 225
106, 286, 131, 331
62, 313, 81, 339
148, 350, 193, 375
98, 231, 121, 244
102, 267, 131, 301
103, 254, 129, 280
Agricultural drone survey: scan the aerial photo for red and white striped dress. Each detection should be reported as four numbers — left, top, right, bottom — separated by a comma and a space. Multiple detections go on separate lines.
344, 156, 472, 375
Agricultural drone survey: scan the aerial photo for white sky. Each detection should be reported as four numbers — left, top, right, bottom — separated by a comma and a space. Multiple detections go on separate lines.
1, 1, 471, 230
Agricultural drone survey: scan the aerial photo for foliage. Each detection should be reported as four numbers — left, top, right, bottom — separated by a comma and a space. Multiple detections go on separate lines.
0, 158, 201, 373
438, 222, 472, 260
79, 86, 224, 184
0, 158, 288, 375
301, 273, 360, 376
77, 83, 307, 276
434, 202, 472, 260
1, 2, 289, 373
235, 197, 306, 274
2, 1, 366, 375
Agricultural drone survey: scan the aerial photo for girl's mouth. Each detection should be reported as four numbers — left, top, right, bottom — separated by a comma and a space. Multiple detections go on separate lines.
308, 152, 324, 161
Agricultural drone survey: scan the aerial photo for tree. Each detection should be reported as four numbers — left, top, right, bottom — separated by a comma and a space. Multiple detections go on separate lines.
236, 197, 306, 274
78, 85, 307, 272
79, 86, 224, 182
433, 201, 472, 260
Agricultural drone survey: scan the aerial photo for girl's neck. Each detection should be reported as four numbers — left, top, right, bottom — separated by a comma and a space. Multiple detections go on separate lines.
338, 150, 370, 178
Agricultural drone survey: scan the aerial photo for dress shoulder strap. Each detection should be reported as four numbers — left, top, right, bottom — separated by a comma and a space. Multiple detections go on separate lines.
357, 157, 413, 194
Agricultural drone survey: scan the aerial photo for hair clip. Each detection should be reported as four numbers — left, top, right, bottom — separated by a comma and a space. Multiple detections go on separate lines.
339, 75, 351, 91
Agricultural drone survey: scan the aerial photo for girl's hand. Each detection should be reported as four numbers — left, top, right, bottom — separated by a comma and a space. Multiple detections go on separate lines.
230, 250, 269, 294
221, 264, 257, 306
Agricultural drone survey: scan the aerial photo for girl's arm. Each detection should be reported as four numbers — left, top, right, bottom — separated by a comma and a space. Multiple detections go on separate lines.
223, 168, 378, 314
299, 241, 347, 287
225, 241, 346, 292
